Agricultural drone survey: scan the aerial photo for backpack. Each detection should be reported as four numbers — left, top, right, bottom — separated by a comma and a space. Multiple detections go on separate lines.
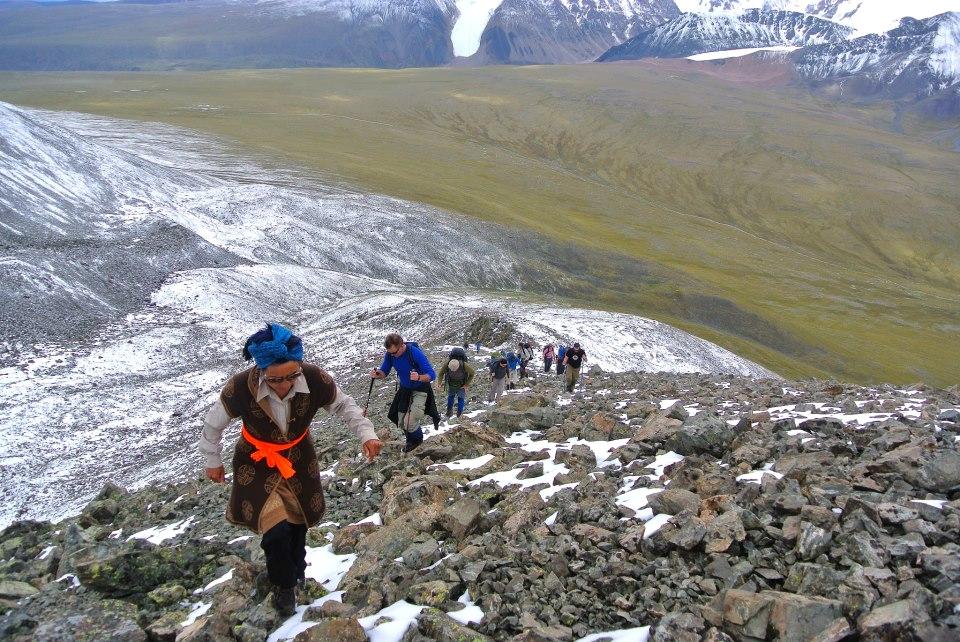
450, 346, 469, 362
446, 363, 467, 385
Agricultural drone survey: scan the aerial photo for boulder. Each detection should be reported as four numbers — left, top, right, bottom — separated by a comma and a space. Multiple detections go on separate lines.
632, 413, 683, 443
416, 607, 493, 641
406, 580, 457, 607
857, 599, 931, 641
401, 537, 442, 570
380, 475, 459, 523
440, 498, 483, 541
294, 618, 366, 642
666, 414, 738, 458
648, 488, 701, 516
721, 589, 843, 641
332, 522, 379, 554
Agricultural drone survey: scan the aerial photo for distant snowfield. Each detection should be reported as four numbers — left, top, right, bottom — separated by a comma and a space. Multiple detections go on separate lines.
686, 45, 798, 60
0, 102, 772, 527
452, 0, 504, 56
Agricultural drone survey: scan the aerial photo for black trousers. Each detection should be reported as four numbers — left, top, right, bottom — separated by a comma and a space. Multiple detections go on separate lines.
261, 520, 307, 589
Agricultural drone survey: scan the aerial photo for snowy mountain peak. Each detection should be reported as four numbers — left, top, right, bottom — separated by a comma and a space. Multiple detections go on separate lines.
795, 11, 960, 98
597, 8, 850, 60
674, 0, 960, 36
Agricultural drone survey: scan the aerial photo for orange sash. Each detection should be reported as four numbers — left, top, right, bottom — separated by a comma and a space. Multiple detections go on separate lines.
241, 423, 307, 480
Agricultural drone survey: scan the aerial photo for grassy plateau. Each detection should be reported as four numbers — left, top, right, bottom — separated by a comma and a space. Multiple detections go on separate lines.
1, 63, 958, 385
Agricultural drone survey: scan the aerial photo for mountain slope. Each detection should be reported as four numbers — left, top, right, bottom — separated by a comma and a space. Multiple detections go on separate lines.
673, 0, 960, 36
468, 0, 680, 63
0, 102, 774, 526
0, 0, 457, 69
597, 8, 850, 60
795, 11, 960, 104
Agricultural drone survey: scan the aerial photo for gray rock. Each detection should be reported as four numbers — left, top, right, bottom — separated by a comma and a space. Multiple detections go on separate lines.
0, 580, 39, 599
294, 618, 367, 642
440, 497, 483, 541
416, 607, 493, 641
380, 475, 459, 523
877, 502, 920, 525
857, 599, 931, 641
401, 537, 442, 570
32, 598, 147, 642
652, 611, 704, 642
666, 413, 737, 458
796, 522, 832, 561
648, 488, 701, 516
937, 409, 959, 423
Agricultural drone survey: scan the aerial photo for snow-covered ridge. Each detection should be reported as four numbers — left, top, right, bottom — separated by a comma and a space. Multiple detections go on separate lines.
673, 0, 960, 36
597, 8, 850, 60
231, 0, 458, 20
795, 11, 960, 95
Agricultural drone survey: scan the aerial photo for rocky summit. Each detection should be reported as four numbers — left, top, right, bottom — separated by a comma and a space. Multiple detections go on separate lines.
1, 361, 959, 641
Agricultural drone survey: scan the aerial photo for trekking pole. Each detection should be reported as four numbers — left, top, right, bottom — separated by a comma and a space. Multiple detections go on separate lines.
362, 377, 375, 417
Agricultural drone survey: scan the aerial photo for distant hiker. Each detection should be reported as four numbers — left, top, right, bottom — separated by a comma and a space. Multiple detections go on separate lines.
542, 343, 555, 373
370, 333, 440, 453
563, 342, 587, 393
437, 355, 476, 420
475, 341, 482, 354
556, 344, 567, 376
506, 351, 520, 390
200, 323, 382, 616
488, 356, 510, 403
518, 340, 535, 379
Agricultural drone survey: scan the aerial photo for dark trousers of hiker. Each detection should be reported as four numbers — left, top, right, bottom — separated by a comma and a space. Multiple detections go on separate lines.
447, 388, 466, 417
544, 357, 553, 373
557, 361, 566, 375
261, 520, 307, 590
519, 359, 529, 379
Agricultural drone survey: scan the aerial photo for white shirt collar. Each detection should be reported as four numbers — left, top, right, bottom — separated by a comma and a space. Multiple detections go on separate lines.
256, 370, 310, 402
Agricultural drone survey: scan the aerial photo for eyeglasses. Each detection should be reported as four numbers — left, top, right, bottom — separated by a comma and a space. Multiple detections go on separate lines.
263, 370, 303, 385
387, 346, 401, 355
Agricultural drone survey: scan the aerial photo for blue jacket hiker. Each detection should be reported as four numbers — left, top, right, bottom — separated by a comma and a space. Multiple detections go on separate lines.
371, 333, 440, 452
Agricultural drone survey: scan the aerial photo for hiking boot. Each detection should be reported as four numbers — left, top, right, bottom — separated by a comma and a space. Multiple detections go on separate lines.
402, 439, 423, 454
254, 571, 272, 600
273, 586, 297, 617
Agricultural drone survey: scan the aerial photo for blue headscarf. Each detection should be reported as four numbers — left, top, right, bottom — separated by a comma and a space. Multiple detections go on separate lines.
243, 323, 304, 369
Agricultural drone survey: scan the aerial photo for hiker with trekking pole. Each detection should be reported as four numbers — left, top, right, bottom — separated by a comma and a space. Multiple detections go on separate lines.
200, 323, 382, 616
370, 333, 441, 453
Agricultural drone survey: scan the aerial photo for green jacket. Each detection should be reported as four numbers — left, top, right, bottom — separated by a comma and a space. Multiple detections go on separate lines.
437, 361, 476, 391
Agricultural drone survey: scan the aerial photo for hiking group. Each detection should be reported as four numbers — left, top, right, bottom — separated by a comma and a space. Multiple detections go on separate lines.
200, 323, 586, 616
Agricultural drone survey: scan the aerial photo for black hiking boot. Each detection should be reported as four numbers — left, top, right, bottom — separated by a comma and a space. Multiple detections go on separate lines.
273, 586, 297, 617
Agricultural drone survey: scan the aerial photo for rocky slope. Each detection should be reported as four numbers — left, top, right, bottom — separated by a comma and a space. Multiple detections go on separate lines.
466, 0, 679, 64
597, 9, 850, 61
1, 362, 958, 641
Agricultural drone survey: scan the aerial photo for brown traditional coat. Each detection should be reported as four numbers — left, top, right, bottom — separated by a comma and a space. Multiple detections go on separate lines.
219, 364, 336, 532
